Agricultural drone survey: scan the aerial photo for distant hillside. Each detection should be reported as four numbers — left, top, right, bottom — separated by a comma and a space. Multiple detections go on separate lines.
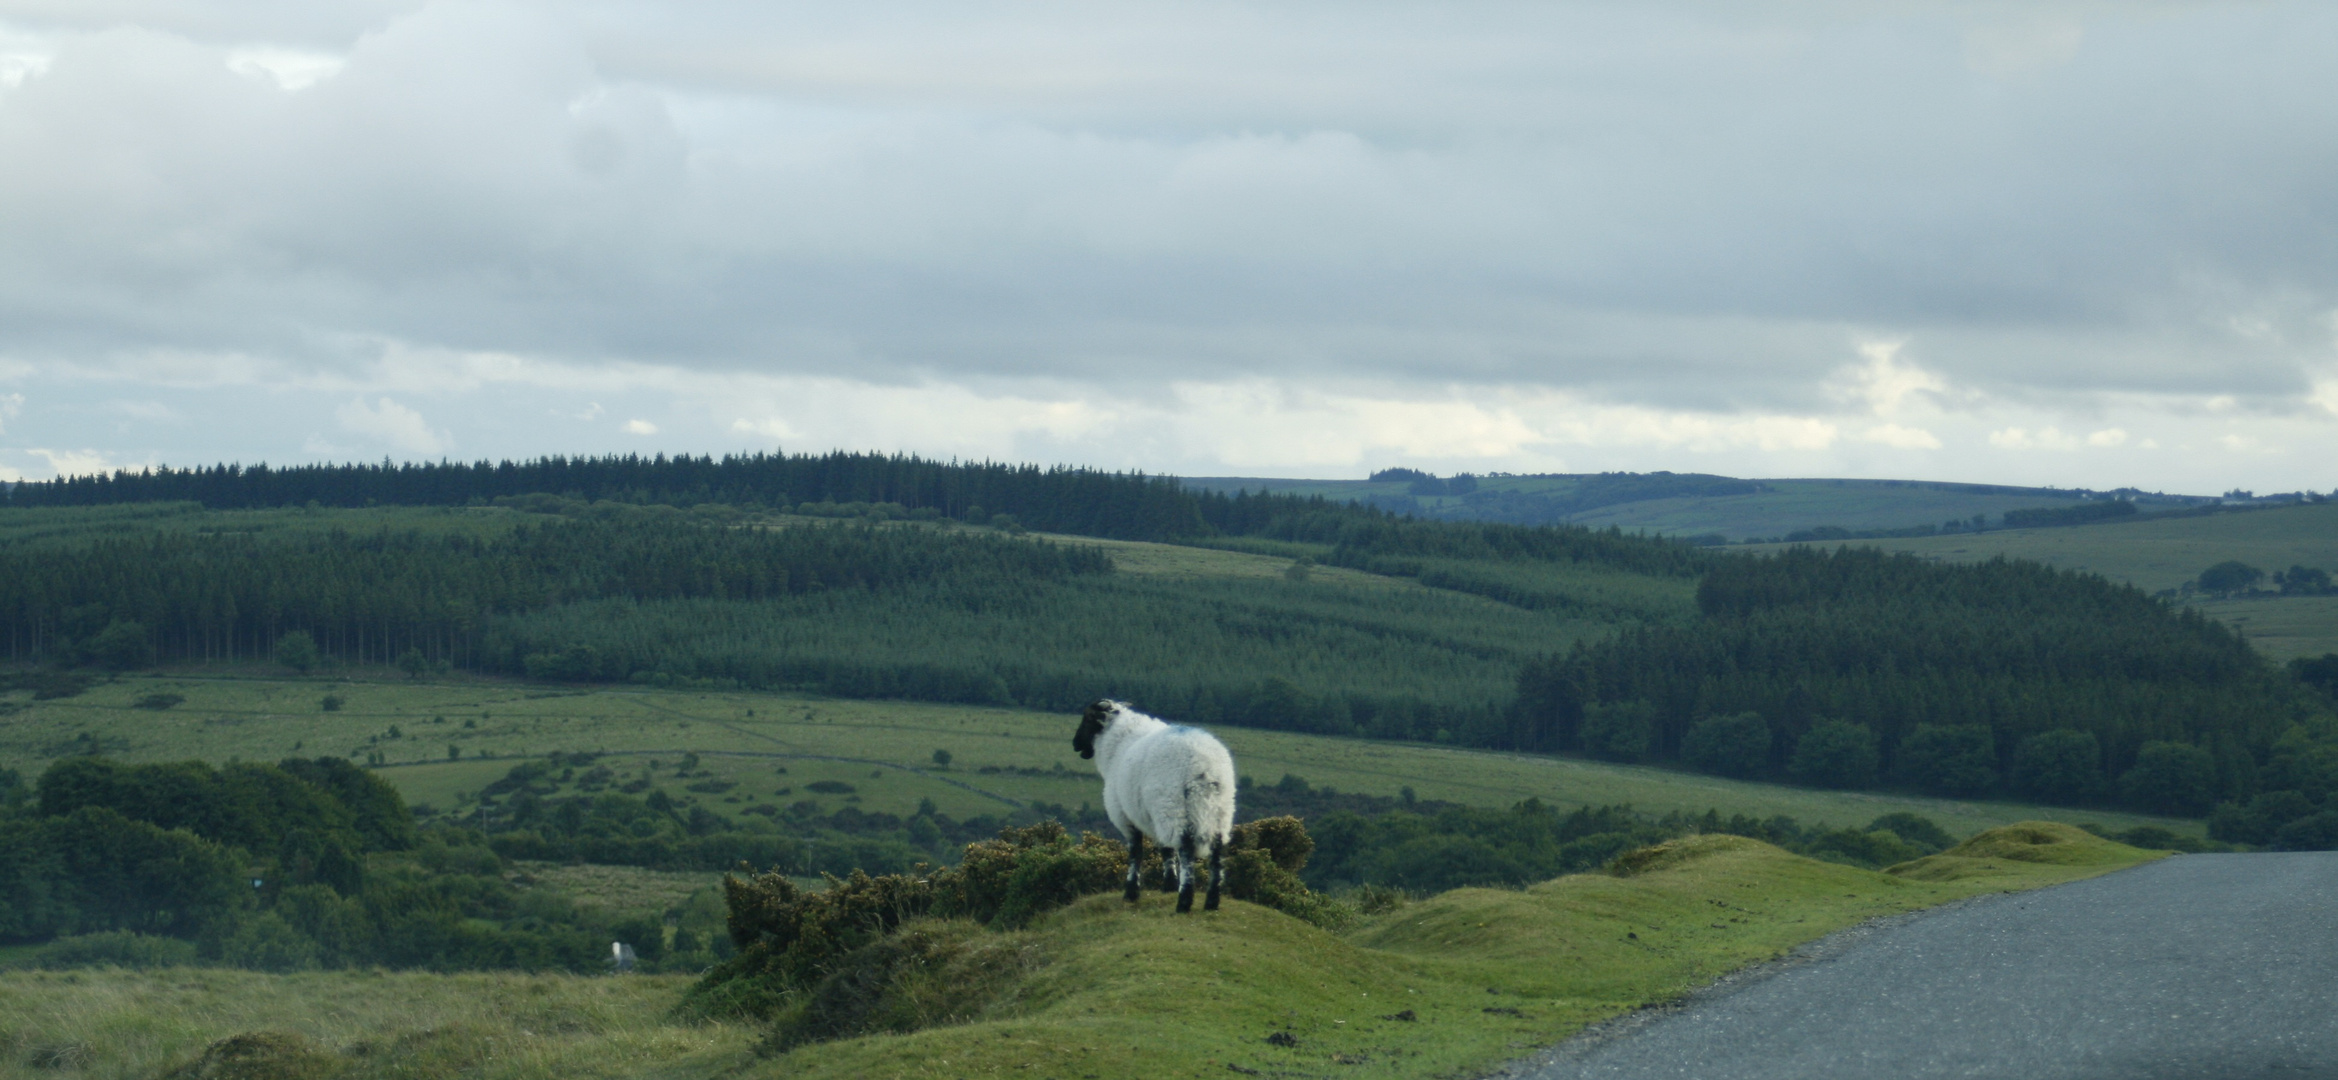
1182, 472, 2221, 541
1754, 500, 2338, 662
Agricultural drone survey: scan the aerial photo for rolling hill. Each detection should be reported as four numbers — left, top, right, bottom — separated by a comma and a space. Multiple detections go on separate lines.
1750, 500, 2338, 661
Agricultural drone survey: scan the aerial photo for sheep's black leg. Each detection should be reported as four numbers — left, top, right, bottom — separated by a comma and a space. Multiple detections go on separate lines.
1175, 836, 1198, 913
1203, 838, 1224, 911
1124, 833, 1144, 903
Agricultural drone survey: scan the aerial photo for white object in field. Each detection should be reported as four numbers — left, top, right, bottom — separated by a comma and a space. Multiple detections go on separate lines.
612, 941, 637, 972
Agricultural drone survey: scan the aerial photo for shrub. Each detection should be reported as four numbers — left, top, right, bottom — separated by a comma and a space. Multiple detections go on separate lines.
763, 920, 1040, 1054
688, 817, 1331, 1022
2208, 789, 2315, 845
2010, 729, 2103, 801
221, 912, 322, 973
2272, 811, 2338, 851
1681, 712, 1769, 778
1577, 701, 1655, 762
1789, 721, 1879, 789
1895, 724, 1996, 796
2120, 741, 2217, 816
273, 631, 320, 675
35, 930, 199, 970
1864, 812, 1956, 853
83, 619, 155, 670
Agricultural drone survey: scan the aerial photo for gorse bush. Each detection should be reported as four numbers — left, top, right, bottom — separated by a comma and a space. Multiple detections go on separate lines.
687, 817, 1328, 1024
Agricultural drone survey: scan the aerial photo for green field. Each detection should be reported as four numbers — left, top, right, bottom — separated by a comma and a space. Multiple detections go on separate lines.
0, 824, 2163, 1080
0, 674, 2202, 841
1759, 501, 2338, 660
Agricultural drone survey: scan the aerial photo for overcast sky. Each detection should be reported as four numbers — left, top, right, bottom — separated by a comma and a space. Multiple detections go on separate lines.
2, 1, 2334, 492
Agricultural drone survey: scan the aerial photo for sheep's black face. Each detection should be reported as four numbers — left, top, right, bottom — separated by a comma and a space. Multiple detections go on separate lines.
1073, 700, 1112, 760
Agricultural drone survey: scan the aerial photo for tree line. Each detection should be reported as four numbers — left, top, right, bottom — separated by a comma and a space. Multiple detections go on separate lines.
1510, 546, 2331, 815
0, 516, 1108, 668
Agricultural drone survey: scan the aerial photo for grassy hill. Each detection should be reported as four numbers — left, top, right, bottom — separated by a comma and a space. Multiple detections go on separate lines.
0, 675, 2202, 842
0, 824, 2162, 1080
1751, 500, 2338, 661
1181, 473, 2162, 540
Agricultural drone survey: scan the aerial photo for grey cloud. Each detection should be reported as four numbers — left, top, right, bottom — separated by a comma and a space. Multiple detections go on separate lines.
0, 0, 2334, 420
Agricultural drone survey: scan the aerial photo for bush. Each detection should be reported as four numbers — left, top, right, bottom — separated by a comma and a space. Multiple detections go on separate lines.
1789, 721, 1879, 789
1578, 701, 1655, 762
2272, 811, 2338, 851
2010, 729, 2104, 801
2209, 789, 2316, 846
688, 817, 1331, 1022
1895, 724, 1996, 796
221, 912, 322, 972
1864, 812, 1956, 853
83, 619, 155, 671
2120, 741, 2217, 816
1681, 712, 1770, 778
34, 930, 199, 970
763, 920, 1040, 1054
273, 631, 320, 675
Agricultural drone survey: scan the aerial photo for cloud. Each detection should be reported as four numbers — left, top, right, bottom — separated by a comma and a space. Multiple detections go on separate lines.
1835, 342, 1949, 417
1988, 427, 2081, 451
622, 418, 658, 435
25, 448, 124, 478
2086, 428, 2129, 448
1857, 423, 1942, 450
335, 396, 446, 453
224, 45, 345, 90
2311, 376, 2338, 418
3, 2, 2338, 494
0, 391, 20, 433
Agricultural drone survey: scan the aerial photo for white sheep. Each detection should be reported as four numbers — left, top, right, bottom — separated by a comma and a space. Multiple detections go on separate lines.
1073, 699, 1237, 912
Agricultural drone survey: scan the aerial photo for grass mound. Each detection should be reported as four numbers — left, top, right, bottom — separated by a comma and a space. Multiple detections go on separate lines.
160, 1031, 341, 1080
742, 828, 2163, 1079
0, 825, 2165, 1080
687, 816, 1329, 1025
1887, 820, 2160, 882
1603, 832, 1767, 877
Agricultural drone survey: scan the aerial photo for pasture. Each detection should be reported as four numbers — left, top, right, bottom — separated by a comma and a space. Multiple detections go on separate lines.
0, 674, 2202, 840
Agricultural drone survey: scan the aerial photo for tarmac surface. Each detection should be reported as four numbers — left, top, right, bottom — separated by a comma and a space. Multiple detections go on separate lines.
1510, 852, 2338, 1080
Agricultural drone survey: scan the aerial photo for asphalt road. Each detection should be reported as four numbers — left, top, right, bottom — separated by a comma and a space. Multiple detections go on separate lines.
1515, 853, 2338, 1080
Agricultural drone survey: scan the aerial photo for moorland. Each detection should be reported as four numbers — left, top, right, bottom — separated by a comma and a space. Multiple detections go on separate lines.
0, 452, 2331, 1078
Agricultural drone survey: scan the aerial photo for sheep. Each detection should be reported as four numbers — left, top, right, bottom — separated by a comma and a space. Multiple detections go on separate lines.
1073, 699, 1236, 913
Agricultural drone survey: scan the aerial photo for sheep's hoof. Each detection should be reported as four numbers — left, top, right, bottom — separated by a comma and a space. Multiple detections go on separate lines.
1204, 893, 1221, 912
1123, 885, 1140, 903
1176, 892, 1195, 914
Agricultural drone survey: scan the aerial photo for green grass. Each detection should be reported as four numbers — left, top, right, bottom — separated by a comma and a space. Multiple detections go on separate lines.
0, 823, 2160, 1080
1562, 478, 2084, 540
0, 968, 749, 1079
1757, 500, 2338, 660
1, 675, 2203, 839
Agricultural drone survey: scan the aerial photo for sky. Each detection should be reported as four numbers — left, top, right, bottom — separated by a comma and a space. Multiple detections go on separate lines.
1, 1, 2334, 493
